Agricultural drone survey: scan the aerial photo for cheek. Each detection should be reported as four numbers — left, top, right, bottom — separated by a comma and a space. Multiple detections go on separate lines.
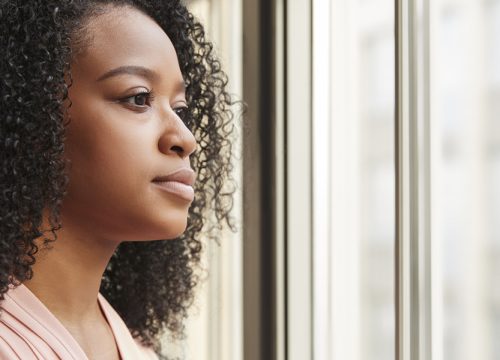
64, 108, 149, 194
62, 109, 146, 232
60, 107, 190, 241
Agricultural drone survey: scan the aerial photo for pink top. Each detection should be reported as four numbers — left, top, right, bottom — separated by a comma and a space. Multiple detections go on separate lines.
0, 284, 159, 360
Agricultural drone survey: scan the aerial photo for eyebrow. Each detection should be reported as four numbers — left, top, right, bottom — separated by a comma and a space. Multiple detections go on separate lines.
97, 65, 157, 82
96, 65, 186, 92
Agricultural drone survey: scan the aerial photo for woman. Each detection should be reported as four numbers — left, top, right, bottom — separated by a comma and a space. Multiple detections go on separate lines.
0, 1, 236, 359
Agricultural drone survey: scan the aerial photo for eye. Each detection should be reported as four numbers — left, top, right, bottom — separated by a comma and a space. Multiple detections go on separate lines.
173, 106, 189, 122
120, 91, 154, 108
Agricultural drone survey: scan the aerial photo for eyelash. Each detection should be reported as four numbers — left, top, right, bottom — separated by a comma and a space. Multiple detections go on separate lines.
120, 91, 189, 119
120, 91, 155, 108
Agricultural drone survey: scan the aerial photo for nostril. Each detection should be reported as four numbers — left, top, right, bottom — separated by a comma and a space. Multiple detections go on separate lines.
171, 145, 183, 154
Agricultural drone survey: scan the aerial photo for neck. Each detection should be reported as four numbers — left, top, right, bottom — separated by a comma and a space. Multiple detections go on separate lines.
23, 214, 119, 326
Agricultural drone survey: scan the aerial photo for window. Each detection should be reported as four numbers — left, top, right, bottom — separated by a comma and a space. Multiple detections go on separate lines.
287, 0, 500, 359
167, 0, 500, 359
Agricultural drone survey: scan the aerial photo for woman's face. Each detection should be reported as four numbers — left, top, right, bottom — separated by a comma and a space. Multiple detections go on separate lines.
61, 6, 197, 242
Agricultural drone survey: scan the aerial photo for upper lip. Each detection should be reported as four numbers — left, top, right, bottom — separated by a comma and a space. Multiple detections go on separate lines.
152, 167, 196, 186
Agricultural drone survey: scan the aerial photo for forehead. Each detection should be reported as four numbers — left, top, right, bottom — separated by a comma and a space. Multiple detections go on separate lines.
72, 6, 182, 82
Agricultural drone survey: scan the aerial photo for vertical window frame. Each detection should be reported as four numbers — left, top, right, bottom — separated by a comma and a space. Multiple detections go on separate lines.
395, 0, 434, 359
285, 0, 314, 359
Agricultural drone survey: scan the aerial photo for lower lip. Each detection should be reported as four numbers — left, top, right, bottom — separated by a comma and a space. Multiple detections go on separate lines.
152, 181, 195, 202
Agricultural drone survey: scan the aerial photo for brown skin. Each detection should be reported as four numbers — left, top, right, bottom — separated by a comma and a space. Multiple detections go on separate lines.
23, 6, 196, 359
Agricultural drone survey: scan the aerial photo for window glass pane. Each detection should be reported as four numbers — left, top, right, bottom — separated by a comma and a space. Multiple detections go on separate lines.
312, 0, 395, 359
359, 4, 395, 359
432, 0, 500, 359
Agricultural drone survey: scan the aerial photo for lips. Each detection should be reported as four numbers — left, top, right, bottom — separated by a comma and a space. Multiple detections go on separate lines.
152, 168, 196, 186
151, 167, 196, 202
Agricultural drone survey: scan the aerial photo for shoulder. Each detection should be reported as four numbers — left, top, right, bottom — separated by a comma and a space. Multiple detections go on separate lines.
0, 299, 60, 360
0, 284, 85, 360
0, 322, 23, 360
97, 293, 160, 360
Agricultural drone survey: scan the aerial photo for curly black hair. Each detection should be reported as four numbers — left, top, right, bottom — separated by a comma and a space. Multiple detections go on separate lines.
0, 0, 237, 357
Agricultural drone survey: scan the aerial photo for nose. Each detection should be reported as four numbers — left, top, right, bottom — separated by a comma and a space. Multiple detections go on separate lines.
158, 110, 197, 158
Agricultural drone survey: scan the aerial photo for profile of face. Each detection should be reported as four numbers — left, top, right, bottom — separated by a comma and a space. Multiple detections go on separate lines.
61, 6, 197, 242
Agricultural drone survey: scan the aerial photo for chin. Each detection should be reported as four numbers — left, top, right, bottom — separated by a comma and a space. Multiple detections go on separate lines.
159, 219, 189, 240
126, 208, 190, 241
162, 229, 187, 240
136, 226, 187, 241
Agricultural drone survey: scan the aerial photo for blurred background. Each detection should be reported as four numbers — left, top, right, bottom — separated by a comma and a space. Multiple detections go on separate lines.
160, 0, 500, 359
